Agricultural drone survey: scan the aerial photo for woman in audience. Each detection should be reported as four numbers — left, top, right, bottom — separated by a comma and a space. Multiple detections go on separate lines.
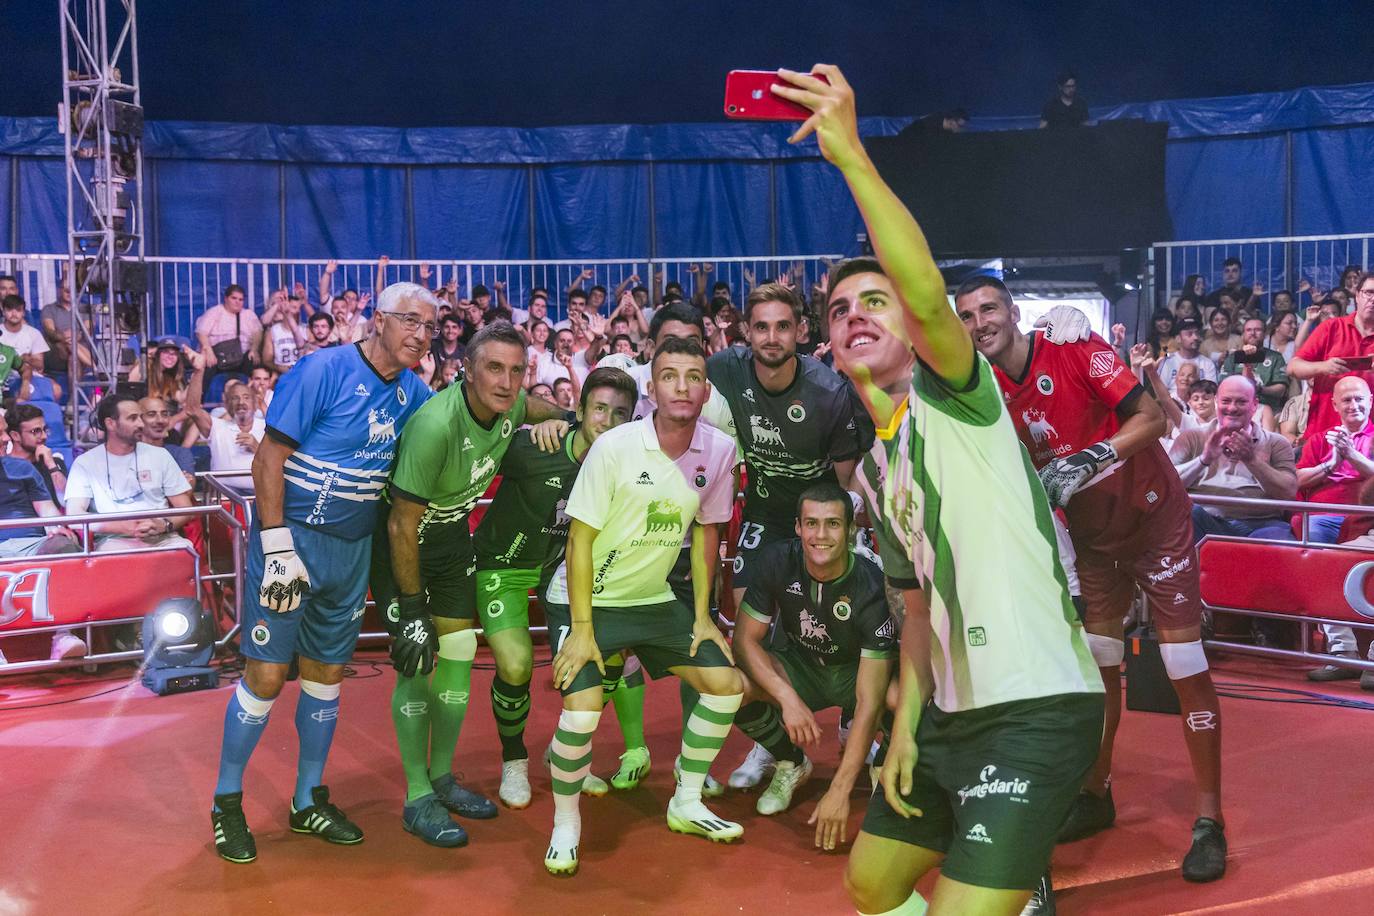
435, 357, 461, 392
130, 340, 192, 431
1199, 307, 1240, 366
1173, 274, 1207, 310
1146, 307, 1177, 357
526, 320, 551, 363
1341, 265, 1364, 298
1294, 300, 1336, 352
1173, 296, 1202, 323
1266, 309, 1300, 361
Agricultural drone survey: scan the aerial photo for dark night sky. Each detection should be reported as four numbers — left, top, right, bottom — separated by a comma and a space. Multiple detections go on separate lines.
2, 0, 1367, 127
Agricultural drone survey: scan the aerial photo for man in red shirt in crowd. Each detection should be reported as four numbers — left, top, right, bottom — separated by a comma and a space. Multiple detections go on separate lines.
959, 277, 1227, 883
1297, 376, 1374, 683
1288, 272, 1374, 441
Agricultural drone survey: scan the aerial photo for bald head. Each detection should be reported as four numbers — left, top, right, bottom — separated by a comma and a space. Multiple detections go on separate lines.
1215, 375, 1258, 430
1334, 376, 1372, 430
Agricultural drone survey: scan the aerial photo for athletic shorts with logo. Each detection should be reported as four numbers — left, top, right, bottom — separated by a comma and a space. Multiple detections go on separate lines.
242, 519, 372, 665
475, 566, 541, 637
773, 647, 858, 715
543, 599, 731, 695
1073, 486, 1201, 632
861, 692, 1104, 890
369, 505, 477, 631
731, 514, 791, 591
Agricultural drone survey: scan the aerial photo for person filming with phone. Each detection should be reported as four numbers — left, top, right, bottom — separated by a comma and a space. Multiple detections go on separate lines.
1287, 271, 1374, 444
1219, 318, 1288, 413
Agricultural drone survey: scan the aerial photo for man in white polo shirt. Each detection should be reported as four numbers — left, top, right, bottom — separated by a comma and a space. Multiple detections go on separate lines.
542, 335, 743, 877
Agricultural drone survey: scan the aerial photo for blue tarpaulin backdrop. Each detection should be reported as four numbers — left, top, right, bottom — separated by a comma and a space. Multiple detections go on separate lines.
2, 82, 1372, 258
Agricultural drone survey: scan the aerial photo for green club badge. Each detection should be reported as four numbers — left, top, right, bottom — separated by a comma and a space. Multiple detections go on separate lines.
251, 623, 270, 646
833, 599, 852, 621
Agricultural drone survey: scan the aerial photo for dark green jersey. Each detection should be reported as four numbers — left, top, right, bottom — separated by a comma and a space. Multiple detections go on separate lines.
387, 383, 527, 544
741, 538, 897, 669
474, 428, 580, 579
1219, 347, 1288, 411
706, 348, 875, 529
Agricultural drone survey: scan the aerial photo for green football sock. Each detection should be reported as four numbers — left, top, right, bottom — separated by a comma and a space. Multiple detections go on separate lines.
610, 667, 647, 750
676, 692, 741, 803
735, 700, 805, 765
426, 631, 475, 782
390, 673, 433, 802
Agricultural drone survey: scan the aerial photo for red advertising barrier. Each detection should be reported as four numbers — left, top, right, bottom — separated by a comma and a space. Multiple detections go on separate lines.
0, 548, 198, 633
1198, 538, 1374, 624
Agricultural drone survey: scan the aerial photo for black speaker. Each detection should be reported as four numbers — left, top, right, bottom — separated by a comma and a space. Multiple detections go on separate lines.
1125, 629, 1182, 715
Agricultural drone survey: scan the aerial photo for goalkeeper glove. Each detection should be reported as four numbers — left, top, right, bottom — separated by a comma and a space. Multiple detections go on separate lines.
390, 592, 437, 678
258, 526, 311, 613
1038, 441, 1118, 508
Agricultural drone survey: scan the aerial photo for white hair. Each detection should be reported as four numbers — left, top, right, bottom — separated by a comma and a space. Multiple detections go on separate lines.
377, 281, 440, 316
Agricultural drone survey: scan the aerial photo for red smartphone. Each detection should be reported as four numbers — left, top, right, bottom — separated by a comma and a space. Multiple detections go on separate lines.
1343, 355, 1374, 371
724, 70, 829, 121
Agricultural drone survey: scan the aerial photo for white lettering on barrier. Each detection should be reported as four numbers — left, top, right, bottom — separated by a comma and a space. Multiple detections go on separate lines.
0, 568, 52, 627
1344, 561, 1374, 621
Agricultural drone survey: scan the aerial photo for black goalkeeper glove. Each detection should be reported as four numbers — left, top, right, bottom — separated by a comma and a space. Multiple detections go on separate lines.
389, 592, 437, 678
1038, 441, 1118, 508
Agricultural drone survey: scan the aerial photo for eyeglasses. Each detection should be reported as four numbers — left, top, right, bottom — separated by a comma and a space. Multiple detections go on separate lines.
1357, 289, 1374, 300
380, 311, 438, 336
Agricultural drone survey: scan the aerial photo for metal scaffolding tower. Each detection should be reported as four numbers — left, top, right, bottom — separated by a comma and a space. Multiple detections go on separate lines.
59, 0, 147, 440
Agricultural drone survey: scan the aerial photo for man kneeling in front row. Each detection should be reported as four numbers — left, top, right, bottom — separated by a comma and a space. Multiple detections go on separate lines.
731, 481, 897, 851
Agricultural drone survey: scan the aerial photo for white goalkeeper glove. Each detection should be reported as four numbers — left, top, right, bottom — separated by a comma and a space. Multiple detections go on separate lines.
1037, 306, 1093, 344
259, 526, 311, 613
1038, 441, 1118, 508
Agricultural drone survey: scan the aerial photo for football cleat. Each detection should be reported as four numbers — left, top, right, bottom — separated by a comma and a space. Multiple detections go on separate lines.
1056, 786, 1115, 843
727, 742, 776, 789
499, 758, 532, 809
545, 824, 580, 876
611, 747, 651, 790
756, 757, 813, 816
431, 773, 497, 819
211, 792, 257, 863
402, 793, 469, 848
289, 785, 363, 845
666, 796, 743, 842
1181, 817, 1227, 883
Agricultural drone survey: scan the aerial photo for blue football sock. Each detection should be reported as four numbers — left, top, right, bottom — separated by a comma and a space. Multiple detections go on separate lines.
293, 679, 341, 811
214, 681, 275, 803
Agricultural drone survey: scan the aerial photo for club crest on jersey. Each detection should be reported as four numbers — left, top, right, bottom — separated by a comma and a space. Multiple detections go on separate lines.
694, 465, 707, 488
750, 414, 785, 446
787, 402, 806, 423
470, 454, 496, 483
644, 499, 683, 534
1088, 350, 1117, 380
1021, 407, 1058, 444
366, 408, 397, 445
397, 386, 408, 406
833, 598, 852, 621
251, 623, 270, 646
1035, 374, 1054, 395
501, 418, 513, 438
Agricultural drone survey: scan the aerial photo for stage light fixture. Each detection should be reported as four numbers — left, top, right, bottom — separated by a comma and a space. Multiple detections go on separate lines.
140, 598, 219, 696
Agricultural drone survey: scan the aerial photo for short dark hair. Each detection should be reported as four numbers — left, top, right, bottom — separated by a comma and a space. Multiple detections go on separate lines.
579, 366, 638, 412
310, 311, 335, 329
224, 284, 245, 299
0, 274, 16, 284
1187, 379, 1218, 397
1056, 69, 1077, 85
709, 295, 732, 317
632, 285, 649, 296
649, 302, 706, 343
953, 275, 1014, 310
744, 282, 804, 322
1175, 318, 1202, 333
826, 257, 886, 311
796, 480, 855, 529
610, 333, 636, 351
651, 333, 707, 370
440, 314, 462, 329
665, 280, 684, 295
466, 320, 526, 364
1222, 257, 1242, 269
5, 402, 42, 433
568, 289, 588, 304
1, 294, 25, 311
552, 377, 573, 392
471, 284, 491, 299
712, 280, 730, 293
96, 393, 139, 432
590, 284, 607, 297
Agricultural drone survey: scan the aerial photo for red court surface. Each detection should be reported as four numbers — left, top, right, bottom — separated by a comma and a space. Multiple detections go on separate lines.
2, 649, 1371, 915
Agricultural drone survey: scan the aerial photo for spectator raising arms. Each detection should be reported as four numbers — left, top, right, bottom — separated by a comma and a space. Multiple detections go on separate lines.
1288, 272, 1374, 442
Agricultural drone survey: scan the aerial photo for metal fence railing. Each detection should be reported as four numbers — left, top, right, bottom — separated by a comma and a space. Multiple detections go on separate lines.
0, 254, 842, 343
1152, 233, 1373, 312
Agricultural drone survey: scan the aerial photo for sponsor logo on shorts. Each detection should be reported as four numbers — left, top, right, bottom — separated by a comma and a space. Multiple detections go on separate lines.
1173, 592, 1187, 605
487, 599, 505, 618
1148, 554, 1192, 584
833, 598, 852, 621
967, 626, 987, 646
957, 765, 1030, 807
965, 823, 993, 844
250, 624, 270, 646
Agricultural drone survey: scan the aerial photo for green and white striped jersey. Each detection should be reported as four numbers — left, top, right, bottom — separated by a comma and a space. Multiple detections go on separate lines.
860, 354, 1101, 714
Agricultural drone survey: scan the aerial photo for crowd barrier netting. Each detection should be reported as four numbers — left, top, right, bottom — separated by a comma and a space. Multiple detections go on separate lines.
0, 254, 841, 341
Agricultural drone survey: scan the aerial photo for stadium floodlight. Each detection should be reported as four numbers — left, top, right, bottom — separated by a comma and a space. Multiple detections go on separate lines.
140, 598, 219, 696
